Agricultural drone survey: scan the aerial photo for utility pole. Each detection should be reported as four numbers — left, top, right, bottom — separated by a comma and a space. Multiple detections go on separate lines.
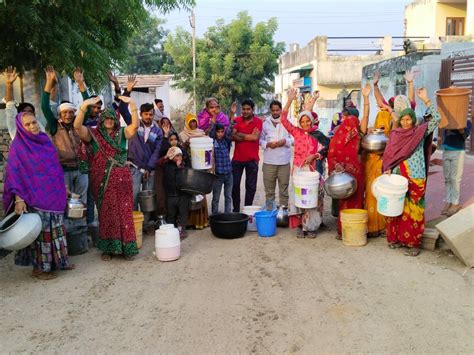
189, 8, 197, 113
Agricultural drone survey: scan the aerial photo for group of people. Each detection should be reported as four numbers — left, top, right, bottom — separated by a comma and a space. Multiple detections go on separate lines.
1, 65, 471, 279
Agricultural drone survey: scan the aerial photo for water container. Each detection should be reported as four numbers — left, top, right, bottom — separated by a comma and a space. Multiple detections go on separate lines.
155, 226, 180, 261
293, 171, 320, 209
436, 87, 472, 129
255, 210, 277, 238
190, 137, 214, 170
340, 209, 368, 247
372, 174, 409, 217
242, 205, 262, 231
133, 211, 144, 249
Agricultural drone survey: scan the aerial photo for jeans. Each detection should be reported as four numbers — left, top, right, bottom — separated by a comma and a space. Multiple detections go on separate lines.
262, 163, 290, 206
212, 172, 233, 215
232, 160, 259, 212
167, 195, 189, 229
443, 150, 465, 205
63, 169, 89, 235
131, 167, 155, 225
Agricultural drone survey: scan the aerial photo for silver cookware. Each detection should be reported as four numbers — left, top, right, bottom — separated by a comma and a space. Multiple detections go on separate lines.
361, 129, 388, 153
0, 212, 42, 251
66, 194, 86, 219
276, 205, 289, 228
324, 171, 357, 199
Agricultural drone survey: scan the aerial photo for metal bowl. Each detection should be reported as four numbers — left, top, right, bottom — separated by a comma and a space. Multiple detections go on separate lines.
324, 171, 357, 199
0, 212, 42, 251
189, 194, 204, 210
361, 129, 388, 153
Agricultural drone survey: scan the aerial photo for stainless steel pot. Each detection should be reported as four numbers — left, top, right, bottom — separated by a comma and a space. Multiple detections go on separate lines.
138, 190, 157, 212
66, 194, 86, 219
276, 205, 289, 227
324, 171, 357, 199
0, 212, 42, 251
361, 129, 389, 153
189, 194, 204, 211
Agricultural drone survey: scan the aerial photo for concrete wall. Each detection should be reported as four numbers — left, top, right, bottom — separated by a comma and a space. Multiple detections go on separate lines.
467, 0, 474, 35
405, 0, 438, 38
437, 2, 468, 36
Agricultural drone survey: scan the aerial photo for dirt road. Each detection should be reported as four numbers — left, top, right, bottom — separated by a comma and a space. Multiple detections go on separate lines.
1, 203, 472, 353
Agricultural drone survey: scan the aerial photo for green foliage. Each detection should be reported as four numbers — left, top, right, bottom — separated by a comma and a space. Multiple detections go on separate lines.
164, 12, 285, 111
0, 0, 193, 91
120, 16, 171, 74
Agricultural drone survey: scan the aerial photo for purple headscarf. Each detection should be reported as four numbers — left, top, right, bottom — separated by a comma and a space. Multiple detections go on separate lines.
3, 112, 67, 213
197, 109, 230, 131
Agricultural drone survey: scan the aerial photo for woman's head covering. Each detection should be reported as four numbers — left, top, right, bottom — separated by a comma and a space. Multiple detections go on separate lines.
398, 108, 417, 127
100, 108, 119, 129
3, 112, 67, 213
185, 113, 198, 129
167, 146, 182, 160
180, 113, 205, 143
298, 110, 318, 129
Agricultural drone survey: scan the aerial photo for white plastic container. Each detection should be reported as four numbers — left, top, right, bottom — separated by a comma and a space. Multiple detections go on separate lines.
242, 205, 262, 232
155, 225, 180, 262
190, 137, 214, 170
372, 174, 409, 217
293, 171, 320, 209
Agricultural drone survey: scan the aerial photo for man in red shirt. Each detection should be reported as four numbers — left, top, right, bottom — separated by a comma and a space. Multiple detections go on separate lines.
231, 99, 263, 212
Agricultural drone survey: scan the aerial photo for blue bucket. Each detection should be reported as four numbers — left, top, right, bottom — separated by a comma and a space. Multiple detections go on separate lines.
254, 210, 277, 238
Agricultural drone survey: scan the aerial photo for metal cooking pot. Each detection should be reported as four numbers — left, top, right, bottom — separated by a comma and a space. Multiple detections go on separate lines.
276, 205, 289, 228
361, 129, 388, 153
176, 168, 217, 195
138, 190, 157, 212
189, 194, 204, 210
0, 212, 42, 251
66, 194, 87, 219
324, 171, 357, 199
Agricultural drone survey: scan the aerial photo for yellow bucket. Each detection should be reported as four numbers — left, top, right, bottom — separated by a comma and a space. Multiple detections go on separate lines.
133, 211, 144, 249
340, 209, 368, 247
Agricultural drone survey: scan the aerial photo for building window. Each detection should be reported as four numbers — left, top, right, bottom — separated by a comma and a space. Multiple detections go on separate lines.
446, 17, 464, 36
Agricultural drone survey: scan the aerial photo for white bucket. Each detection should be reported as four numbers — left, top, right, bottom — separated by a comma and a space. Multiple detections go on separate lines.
190, 137, 214, 170
372, 174, 409, 217
293, 171, 320, 209
242, 205, 262, 232
155, 226, 180, 261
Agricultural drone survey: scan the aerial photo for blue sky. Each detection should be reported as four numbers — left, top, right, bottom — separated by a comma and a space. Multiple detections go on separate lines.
158, 0, 414, 52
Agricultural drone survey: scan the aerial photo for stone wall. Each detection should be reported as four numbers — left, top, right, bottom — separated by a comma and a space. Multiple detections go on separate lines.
0, 129, 12, 217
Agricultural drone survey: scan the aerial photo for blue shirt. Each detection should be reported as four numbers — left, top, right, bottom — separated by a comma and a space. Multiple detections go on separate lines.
209, 123, 233, 174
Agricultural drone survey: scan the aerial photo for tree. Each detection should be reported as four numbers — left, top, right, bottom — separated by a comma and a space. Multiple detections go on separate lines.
0, 0, 193, 90
164, 12, 285, 111
121, 16, 171, 74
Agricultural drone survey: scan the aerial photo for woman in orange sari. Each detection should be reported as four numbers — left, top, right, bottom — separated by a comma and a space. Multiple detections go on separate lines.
361, 82, 395, 237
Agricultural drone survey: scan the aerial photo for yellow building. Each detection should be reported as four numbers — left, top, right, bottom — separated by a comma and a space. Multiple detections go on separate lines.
405, 0, 473, 39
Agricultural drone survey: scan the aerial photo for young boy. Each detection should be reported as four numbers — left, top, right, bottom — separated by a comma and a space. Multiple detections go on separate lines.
164, 146, 189, 239
209, 123, 233, 215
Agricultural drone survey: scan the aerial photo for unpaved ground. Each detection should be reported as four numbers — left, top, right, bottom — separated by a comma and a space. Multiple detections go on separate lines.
1, 162, 473, 353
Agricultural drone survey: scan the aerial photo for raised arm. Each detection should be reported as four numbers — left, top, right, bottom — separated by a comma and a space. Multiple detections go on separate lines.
75, 97, 102, 142
4, 66, 17, 103
372, 71, 386, 109
303, 90, 320, 111
360, 83, 371, 134
280, 88, 298, 135
404, 69, 415, 103
42, 66, 59, 135
121, 96, 139, 139
416, 88, 440, 135
119, 75, 137, 125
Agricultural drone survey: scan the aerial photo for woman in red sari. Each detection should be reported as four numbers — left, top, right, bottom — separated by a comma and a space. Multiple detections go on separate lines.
74, 96, 140, 260
327, 109, 365, 238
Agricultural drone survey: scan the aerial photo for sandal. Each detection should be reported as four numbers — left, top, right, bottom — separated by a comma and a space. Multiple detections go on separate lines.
296, 229, 305, 238
62, 264, 76, 271
335, 234, 342, 240
34, 271, 57, 280
403, 247, 420, 257
101, 253, 112, 261
388, 242, 402, 249
306, 231, 317, 239
123, 255, 135, 261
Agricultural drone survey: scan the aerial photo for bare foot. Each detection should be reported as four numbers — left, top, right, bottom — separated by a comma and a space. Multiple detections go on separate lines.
403, 247, 420, 256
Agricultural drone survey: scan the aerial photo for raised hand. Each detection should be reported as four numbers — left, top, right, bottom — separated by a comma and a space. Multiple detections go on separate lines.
230, 102, 237, 115
416, 87, 429, 103
5, 66, 18, 85
118, 95, 134, 105
127, 74, 137, 92
107, 71, 119, 85
81, 96, 102, 109
73, 67, 84, 84
287, 88, 298, 101
362, 83, 371, 97
373, 70, 381, 85
404, 69, 415, 83
45, 65, 57, 84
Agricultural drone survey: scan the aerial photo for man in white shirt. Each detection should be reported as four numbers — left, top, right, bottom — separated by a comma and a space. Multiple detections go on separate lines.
259, 100, 292, 207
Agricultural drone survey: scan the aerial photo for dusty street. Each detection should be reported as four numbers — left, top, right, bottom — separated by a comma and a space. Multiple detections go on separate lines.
1, 191, 473, 353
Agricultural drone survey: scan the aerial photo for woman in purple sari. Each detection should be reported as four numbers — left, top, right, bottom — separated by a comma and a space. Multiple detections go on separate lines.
3, 112, 73, 280
197, 97, 230, 133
